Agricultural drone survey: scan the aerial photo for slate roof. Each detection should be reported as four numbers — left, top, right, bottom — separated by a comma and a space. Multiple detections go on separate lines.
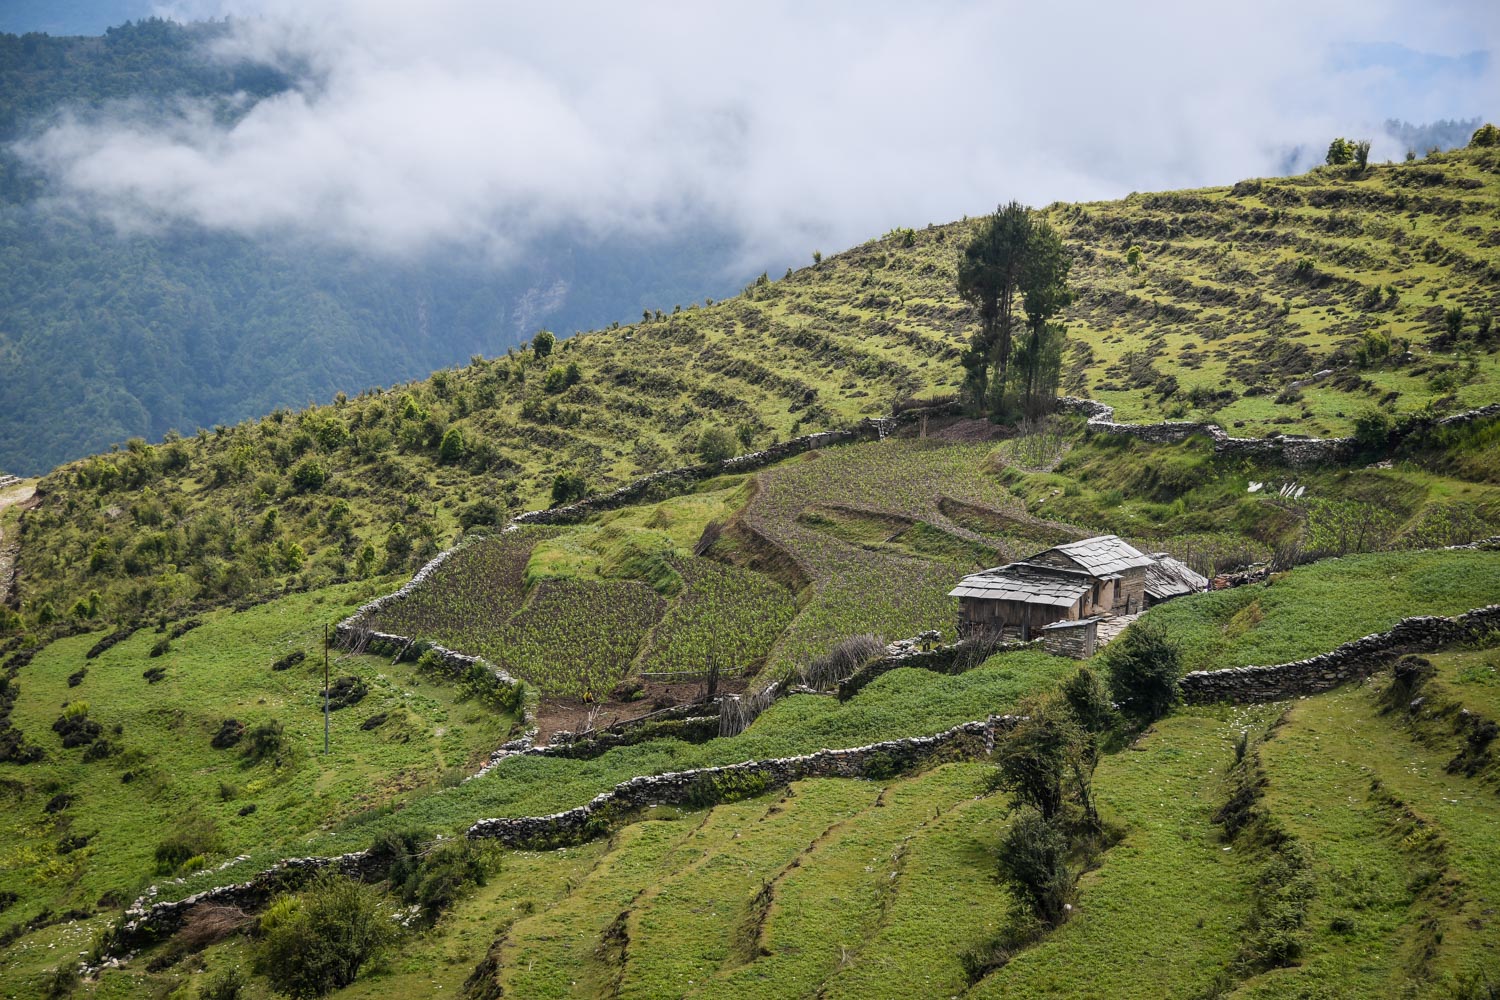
1047, 535, 1155, 576
1144, 553, 1209, 600
948, 564, 1091, 607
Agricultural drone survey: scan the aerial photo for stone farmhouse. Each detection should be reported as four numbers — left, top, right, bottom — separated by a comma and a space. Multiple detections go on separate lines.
949, 535, 1206, 641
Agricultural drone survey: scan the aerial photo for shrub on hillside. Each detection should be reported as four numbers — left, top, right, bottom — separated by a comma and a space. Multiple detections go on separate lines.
154, 815, 221, 874
1102, 619, 1181, 722
242, 720, 285, 764
1060, 667, 1115, 734
997, 811, 1073, 926
549, 471, 587, 508
253, 874, 398, 997
211, 719, 245, 750
52, 703, 101, 748
271, 650, 306, 672
696, 426, 738, 464
323, 676, 368, 710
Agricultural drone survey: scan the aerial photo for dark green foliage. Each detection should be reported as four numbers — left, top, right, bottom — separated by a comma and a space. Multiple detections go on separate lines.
684, 768, 774, 809
550, 471, 588, 507
532, 330, 556, 358
1060, 667, 1115, 734
142, 665, 167, 684
696, 426, 738, 464
989, 694, 1097, 824
66, 668, 86, 688
271, 650, 306, 672
1471, 123, 1500, 148
149, 637, 171, 658
153, 814, 221, 874
996, 811, 1074, 925
957, 202, 1032, 411
291, 459, 329, 493
52, 706, 101, 748
438, 427, 466, 465
1103, 619, 1181, 721
197, 967, 246, 1000
211, 719, 245, 750
43, 793, 74, 814
323, 676, 368, 711
1326, 137, 1354, 166
242, 719, 285, 764
252, 874, 399, 998
1243, 839, 1315, 969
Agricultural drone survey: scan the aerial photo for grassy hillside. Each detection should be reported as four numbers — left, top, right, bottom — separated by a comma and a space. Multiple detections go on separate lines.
9, 143, 1500, 634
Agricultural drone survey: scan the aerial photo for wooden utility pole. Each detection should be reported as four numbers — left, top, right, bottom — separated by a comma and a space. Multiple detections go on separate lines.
323, 623, 331, 755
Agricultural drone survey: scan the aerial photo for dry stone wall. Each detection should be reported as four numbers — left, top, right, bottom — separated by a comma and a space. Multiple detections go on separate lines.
1057, 397, 1500, 468
107, 714, 1014, 956
1180, 605, 1500, 704
116, 849, 384, 952
467, 716, 1017, 849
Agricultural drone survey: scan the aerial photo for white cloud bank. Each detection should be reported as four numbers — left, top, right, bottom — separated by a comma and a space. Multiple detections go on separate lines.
15, 0, 1500, 266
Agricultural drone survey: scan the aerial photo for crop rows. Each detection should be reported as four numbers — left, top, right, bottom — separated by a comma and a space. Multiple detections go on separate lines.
740, 439, 1028, 672
367, 529, 665, 698
638, 557, 797, 676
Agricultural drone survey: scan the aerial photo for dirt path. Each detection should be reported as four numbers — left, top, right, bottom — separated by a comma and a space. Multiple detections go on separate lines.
0, 480, 37, 607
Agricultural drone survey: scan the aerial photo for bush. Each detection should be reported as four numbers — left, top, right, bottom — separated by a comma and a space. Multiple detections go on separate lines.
323, 676, 368, 710
253, 874, 398, 997
531, 329, 555, 358
154, 815, 221, 874
696, 426, 738, 464
438, 427, 466, 464
52, 706, 102, 748
550, 471, 587, 508
242, 720, 285, 764
1103, 619, 1181, 721
211, 719, 245, 750
271, 650, 306, 672
142, 665, 167, 684
198, 967, 246, 1000
997, 811, 1073, 925
291, 459, 329, 493
149, 637, 171, 658
1060, 667, 1115, 733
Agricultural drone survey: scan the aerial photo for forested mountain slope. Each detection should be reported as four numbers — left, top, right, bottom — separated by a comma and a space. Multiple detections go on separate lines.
0, 19, 748, 474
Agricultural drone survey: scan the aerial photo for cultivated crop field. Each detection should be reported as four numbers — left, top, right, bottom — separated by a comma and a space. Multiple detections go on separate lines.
637, 556, 798, 677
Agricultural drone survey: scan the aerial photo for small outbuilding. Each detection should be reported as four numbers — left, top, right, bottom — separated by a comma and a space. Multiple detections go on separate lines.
1144, 552, 1209, 607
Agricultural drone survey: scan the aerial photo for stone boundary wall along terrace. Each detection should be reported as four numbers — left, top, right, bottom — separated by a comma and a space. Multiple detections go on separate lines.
1180, 604, 1500, 704
466, 715, 1017, 849
1056, 397, 1500, 467
103, 714, 1015, 957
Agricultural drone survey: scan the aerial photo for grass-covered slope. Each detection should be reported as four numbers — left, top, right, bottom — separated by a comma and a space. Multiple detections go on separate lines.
0, 581, 521, 936
11, 145, 1500, 632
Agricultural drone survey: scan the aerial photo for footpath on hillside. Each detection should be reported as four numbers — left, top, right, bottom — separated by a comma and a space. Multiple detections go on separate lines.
0, 478, 37, 607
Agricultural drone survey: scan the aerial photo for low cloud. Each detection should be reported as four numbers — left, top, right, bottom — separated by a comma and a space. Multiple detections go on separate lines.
16, 0, 1498, 267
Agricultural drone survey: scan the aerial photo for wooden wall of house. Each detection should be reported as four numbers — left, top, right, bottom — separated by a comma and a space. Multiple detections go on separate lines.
958, 597, 1079, 639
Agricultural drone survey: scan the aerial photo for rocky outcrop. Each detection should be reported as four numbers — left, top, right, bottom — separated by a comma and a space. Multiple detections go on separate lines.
1180, 605, 1500, 704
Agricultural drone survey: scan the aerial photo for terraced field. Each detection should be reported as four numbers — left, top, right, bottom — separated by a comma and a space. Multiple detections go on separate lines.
15, 147, 1499, 633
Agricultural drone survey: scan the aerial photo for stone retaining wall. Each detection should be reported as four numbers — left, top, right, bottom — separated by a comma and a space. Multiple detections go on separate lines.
1056, 397, 1500, 467
837, 637, 1034, 700
514, 422, 884, 526
108, 714, 1013, 955
116, 850, 384, 952
467, 716, 1017, 849
1181, 604, 1500, 704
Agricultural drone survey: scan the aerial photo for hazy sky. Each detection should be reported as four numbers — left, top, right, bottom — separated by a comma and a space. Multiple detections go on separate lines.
14, 1, 1500, 270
